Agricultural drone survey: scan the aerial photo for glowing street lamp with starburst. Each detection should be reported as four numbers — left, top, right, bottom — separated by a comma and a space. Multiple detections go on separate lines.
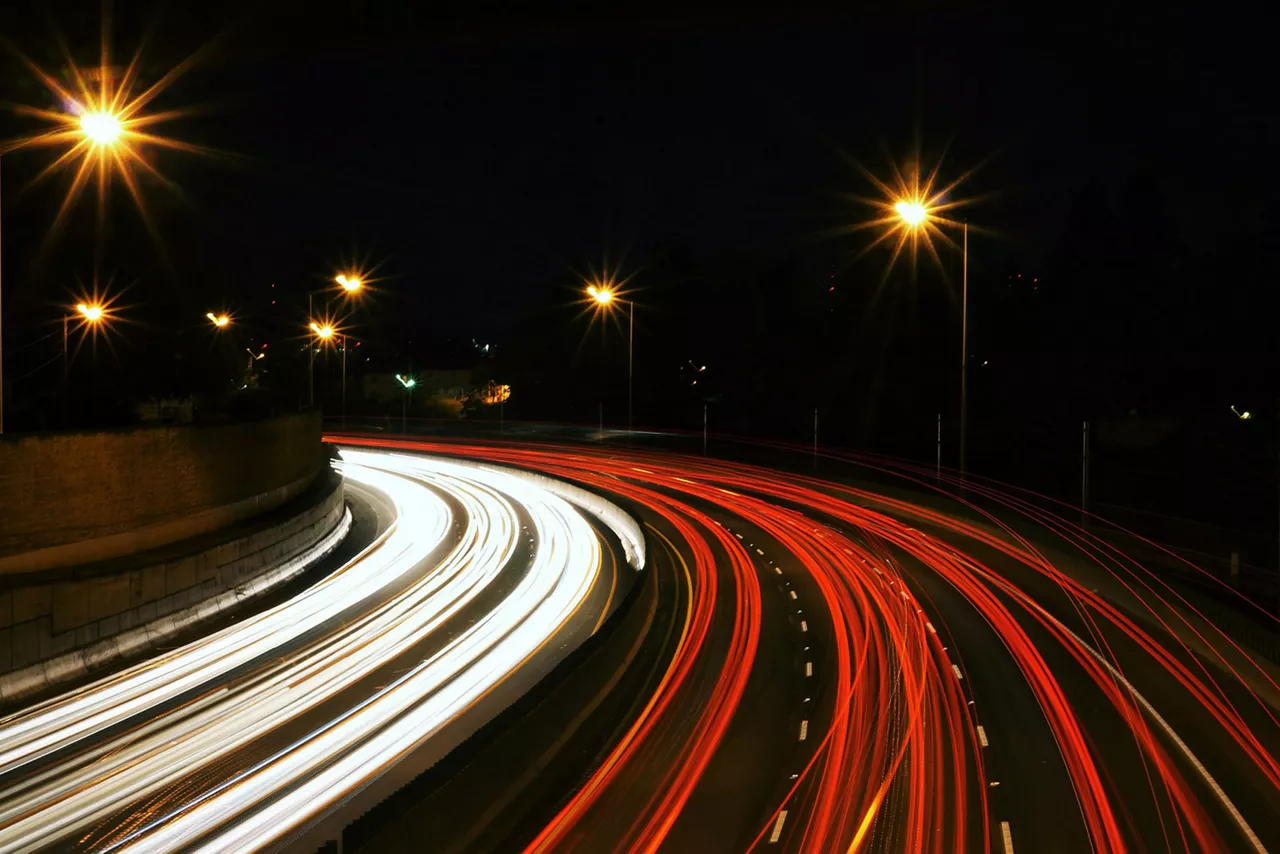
2, 34, 209, 239
851, 154, 975, 277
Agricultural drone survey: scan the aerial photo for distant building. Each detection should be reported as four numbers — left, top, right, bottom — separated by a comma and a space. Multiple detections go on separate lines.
364, 369, 474, 404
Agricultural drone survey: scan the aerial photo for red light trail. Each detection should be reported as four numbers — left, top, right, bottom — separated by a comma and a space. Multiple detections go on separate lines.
331, 433, 1279, 853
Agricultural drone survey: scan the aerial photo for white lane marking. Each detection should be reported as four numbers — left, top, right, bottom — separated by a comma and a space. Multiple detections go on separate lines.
951, 664, 964, 680
769, 810, 788, 843
1048, 614, 1267, 852
799, 720, 809, 741
900, 590, 910, 600
773, 566, 783, 575
800, 620, 808, 632
1000, 820, 1014, 854
977, 725, 989, 747
756, 548, 765, 556
926, 622, 937, 634
789, 591, 798, 600
805, 661, 813, 677
735, 533, 743, 539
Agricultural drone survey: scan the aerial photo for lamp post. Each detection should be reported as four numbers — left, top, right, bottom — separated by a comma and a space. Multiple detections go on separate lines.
586, 284, 634, 434
894, 201, 969, 476
396, 373, 416, 434
0, 109, 126, 434
307, 274, 362, 410
63, 303, 106, 424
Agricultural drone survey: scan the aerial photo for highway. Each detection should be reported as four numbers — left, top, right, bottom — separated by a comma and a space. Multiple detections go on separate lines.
333, 435, 1280, 854
0, 450, 634, 852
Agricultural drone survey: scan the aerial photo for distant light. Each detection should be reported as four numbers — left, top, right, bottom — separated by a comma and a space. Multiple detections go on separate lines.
587, 285, 615, 306
396, 374, 416, 389
893, 200, 929, 227
1232, 405, 1252, 420
79, 111, 122, 145
336, 274, 363, 293
207, 312, 231, 328
310, 322, 334, 339
77, 303, 105, 322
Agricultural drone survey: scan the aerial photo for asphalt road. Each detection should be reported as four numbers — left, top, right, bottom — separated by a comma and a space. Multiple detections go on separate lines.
334, 435, 1280, 854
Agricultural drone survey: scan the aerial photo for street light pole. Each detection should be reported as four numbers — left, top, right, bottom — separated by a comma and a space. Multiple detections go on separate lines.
308, 291, 315, 409
628, 298, 634, 434
61, 314, 68, 425
960, 221, 969, 477
1, 160, 6, 434
341, 335, 347, 431
586, 285, 634, 435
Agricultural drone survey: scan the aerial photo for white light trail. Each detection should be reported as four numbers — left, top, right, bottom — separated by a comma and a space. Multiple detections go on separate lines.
0, 451, 610, 853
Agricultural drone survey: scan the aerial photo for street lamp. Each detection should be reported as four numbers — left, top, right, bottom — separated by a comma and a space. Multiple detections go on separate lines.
206, 312, 231, 328
395, 373, 416, 434
63, 302, 107, 423
0, 109, 128, 434
895, 198, 970, 476
306, 277, 363, 410
79, 111, 123, 146
586, 284, 634, 434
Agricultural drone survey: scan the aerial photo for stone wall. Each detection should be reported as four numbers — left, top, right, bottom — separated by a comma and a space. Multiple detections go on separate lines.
0, 470, 346, 695
0, 411, 324, 575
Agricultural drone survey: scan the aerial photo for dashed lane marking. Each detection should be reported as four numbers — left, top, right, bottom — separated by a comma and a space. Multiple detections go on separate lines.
769, 810, 788, 844
799, 720, 809, 741
977, 725, 989, 747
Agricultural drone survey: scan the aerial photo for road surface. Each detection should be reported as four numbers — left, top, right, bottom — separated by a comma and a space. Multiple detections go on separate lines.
335, 435, 1280, 854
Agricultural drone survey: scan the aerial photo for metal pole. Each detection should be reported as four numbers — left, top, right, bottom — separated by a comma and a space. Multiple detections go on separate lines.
598, 401, 603, 436
341, 335, 347, 431
62, 315, 69, 426
401, 389, 407, 435
307, 292, 314, 409
1082, 420, 1091, 527
500, 399, 504, 433
813, 407, 818, 467
703, 403, 708, 455
937, 413, 942, 482
0, 158, 5, 434
960, 221, 968, 478
627, 299, 634, 435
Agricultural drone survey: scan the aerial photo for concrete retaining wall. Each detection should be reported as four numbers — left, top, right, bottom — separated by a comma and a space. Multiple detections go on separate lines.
0, 470, 346, 697
0, 411, 324, 575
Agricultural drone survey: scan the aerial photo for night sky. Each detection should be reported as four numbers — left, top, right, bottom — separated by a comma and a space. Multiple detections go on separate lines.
2, 4, 1278, 528
4, 4, 1252, 327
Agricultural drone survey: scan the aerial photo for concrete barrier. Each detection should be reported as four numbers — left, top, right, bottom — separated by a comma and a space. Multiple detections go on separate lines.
0, 468, 347, 702
0, 412, 324, 575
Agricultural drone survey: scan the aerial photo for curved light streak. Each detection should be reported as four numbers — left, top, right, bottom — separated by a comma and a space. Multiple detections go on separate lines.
0, 452, 608, 853
333, 435, 1280, 854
